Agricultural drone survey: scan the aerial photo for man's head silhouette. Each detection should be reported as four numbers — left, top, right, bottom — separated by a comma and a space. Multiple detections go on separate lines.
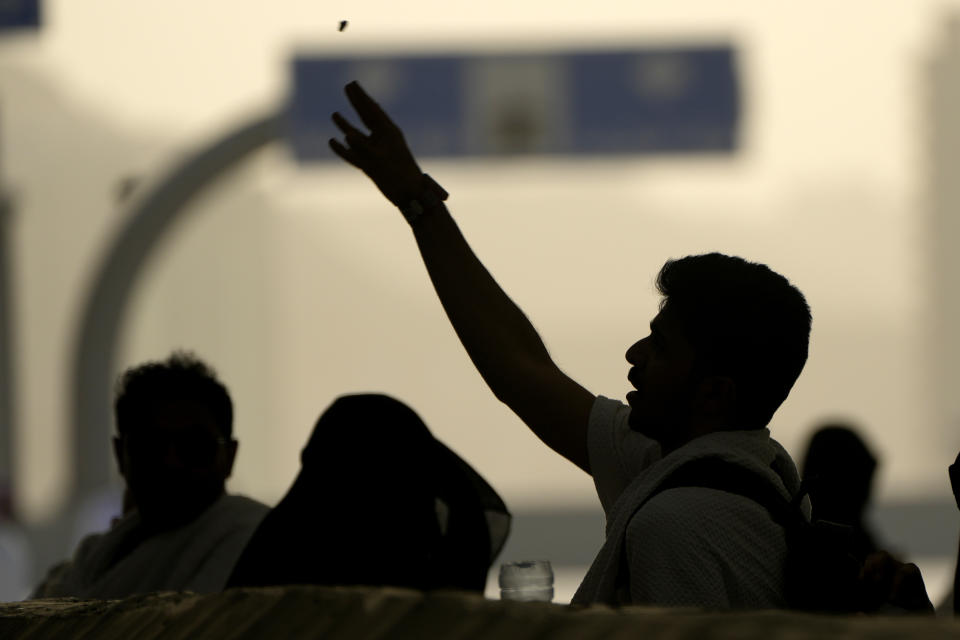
626, 253, 811, 453
802, 423, 877, 523
112, 352, 237, 532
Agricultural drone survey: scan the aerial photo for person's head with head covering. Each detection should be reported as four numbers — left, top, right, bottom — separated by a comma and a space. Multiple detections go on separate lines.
228, 393, 510, 593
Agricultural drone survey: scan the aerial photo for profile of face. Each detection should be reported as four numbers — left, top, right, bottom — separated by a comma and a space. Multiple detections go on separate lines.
113, 399, 237, 531
625, 307, 732, 453
625, 309, 698, 445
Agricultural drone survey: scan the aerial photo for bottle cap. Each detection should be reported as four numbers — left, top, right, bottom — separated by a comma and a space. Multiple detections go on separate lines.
498, 560, 554, 589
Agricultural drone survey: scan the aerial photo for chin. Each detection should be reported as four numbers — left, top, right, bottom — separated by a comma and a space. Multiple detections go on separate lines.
629, 411, 667, 443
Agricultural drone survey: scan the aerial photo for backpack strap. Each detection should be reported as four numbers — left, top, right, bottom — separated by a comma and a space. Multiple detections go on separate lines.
614, 457, 805, 601
651, 457, 804, 525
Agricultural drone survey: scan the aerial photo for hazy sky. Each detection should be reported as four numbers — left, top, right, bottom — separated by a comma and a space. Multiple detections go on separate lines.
30, 0, 938, 193
7, 1, 960, 523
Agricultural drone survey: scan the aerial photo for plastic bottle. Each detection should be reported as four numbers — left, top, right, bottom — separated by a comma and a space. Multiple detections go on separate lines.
499, 560, 554, 602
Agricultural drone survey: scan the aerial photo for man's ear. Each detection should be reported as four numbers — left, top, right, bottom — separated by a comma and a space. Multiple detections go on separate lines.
221, 439, 239, 480
113, 436, 126, 478
695, 376, 737, 422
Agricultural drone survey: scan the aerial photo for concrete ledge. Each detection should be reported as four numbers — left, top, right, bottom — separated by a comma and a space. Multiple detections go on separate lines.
2, 586, 960, 639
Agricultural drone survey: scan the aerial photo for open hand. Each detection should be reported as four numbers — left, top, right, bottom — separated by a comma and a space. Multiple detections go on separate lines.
329, 81, 429, 208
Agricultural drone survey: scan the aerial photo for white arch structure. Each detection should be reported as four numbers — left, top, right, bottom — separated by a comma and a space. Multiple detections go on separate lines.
70, 112, 285, 502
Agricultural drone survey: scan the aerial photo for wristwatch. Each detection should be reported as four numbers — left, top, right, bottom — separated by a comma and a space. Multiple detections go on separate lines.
399, 174, 448, 225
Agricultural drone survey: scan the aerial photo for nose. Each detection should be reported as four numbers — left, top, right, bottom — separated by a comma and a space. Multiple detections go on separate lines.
625, 337, 649, 365
156, 442, 188, 470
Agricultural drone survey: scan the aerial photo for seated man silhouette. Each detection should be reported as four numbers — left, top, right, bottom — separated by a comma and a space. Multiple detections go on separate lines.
33, 352, 268, 599
227, 393, 510, 593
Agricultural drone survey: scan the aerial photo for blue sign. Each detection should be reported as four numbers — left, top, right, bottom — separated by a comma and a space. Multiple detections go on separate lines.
569, 49, 739, 153
0, 0, 39, 31
289, 46, 739, 161
291, 56, 463, 159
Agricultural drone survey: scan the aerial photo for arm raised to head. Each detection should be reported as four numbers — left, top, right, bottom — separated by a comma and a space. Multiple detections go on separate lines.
330, 81, 595, 474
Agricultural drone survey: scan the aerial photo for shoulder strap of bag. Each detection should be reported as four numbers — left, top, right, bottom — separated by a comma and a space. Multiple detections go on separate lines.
613, 457, 807, 601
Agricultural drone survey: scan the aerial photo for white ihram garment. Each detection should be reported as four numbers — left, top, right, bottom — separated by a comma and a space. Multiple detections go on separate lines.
572, 396, 809, 609
33, 494, 268, 599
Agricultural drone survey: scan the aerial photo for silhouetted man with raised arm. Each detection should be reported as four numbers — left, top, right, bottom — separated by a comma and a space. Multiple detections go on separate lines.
328, 82, 812, 609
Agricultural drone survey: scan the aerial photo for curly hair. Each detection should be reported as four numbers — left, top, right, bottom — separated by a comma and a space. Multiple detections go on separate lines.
114, 351, 233, 438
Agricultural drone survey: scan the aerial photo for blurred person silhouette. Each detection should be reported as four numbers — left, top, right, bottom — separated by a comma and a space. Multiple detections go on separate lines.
227, 393, 510, 593
800, 422, 882, 562
326, 82, 935, 613
32, 352, 268, 599
941, 450, 960, 614
799, 425, 931, 614
0, 480, 32, 601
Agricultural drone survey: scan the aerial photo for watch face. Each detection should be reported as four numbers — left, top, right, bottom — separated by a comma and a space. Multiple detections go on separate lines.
400, 200, 424, 224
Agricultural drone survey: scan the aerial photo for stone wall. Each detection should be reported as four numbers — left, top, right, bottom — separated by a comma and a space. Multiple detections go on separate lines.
3, 586, 960, 639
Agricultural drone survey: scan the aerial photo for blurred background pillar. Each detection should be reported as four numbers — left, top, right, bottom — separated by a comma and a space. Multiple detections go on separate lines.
0, 186, 16, 521
928, 17, 960, 456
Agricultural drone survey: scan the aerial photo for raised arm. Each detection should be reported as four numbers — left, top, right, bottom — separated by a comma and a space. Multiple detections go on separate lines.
330, 81, 595, 474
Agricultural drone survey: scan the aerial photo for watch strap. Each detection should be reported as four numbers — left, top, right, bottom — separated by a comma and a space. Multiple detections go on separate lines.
399, 174, 448, 225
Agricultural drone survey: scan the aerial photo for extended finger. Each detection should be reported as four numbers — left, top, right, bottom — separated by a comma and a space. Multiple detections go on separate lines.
329, 138, 363, 169
345, 81, 399, 133
332, 111, 368, 139
332, 113, 375, 157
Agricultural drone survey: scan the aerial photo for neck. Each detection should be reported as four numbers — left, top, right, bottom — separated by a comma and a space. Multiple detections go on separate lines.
138, 488, 225, 534
659, 418, 731, 456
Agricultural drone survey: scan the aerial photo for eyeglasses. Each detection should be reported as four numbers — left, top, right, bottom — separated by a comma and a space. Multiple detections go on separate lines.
122, 431, 231, 468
